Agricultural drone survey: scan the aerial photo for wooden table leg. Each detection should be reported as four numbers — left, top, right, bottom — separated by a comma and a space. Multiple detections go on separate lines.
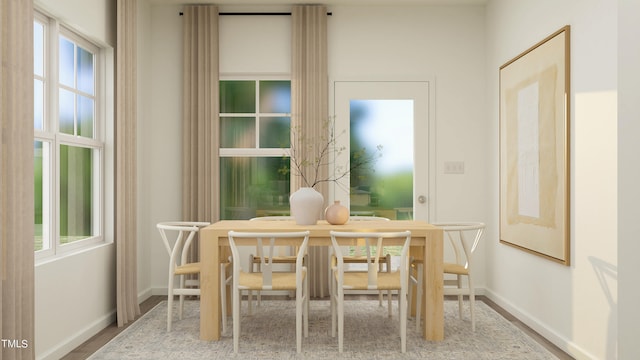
423, 229, 444, 341
200, 227, 220, 340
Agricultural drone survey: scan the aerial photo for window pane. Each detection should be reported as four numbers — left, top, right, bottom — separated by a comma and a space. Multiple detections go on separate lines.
220, 81, 255, 113
259, 80, 290, 113
350, 99, 414, 219
78, 95, 94, 138
59, 145, 94, 243
220, 157, 290, 219
259, 116, 290, 148
34, 79, 44, 130
35, 141, 50, 251
220, 117, 255, 148
34, 21, 44, 77
77, 46, 94, 94
59, 37, 75, 88
59, 88, 75, 134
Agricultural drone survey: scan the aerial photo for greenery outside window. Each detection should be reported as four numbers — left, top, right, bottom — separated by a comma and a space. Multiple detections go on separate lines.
219, 78, 291, 219
34, 11, 104, 257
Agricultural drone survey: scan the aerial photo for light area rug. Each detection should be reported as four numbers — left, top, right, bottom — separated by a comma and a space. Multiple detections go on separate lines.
89, 299, 558, 359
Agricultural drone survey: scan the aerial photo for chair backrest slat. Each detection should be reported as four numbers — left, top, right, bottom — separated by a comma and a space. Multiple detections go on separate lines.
157, 221, 210, 270
330, 231, 412, 289
228, 231, 310, 289
434, 222, 485, 270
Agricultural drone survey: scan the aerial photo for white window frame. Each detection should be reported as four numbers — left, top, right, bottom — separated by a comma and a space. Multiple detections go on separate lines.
34, 10, 107, 261
219, 74, 291, 159
218, 75, 291, 220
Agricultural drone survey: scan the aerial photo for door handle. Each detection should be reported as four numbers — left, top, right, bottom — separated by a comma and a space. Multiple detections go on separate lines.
417, 195, 427, 204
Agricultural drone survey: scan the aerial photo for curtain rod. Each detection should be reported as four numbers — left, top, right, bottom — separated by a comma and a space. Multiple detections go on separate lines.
179, 12, 332, 16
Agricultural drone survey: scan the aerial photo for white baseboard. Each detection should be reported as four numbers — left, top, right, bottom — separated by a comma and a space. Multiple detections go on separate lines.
36, 311, 115, 360
484, 288, 595, 360
151, 286, 168, 296
138, 287, 153, 303
37, 288, 160, 360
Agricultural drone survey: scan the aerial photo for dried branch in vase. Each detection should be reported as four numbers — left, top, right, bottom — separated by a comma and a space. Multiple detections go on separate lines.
279, 118, 382, 190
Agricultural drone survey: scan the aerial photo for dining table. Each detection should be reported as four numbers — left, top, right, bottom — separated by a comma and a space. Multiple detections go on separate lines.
198, 219, 444, 342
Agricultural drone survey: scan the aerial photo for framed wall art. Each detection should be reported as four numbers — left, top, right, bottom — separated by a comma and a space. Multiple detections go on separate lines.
499, 26, 571, 265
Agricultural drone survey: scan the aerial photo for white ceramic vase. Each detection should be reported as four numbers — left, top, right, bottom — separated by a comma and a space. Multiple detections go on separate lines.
289, 187, 324, 225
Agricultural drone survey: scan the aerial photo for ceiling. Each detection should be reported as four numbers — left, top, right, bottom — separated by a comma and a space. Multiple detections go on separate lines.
147, 0, 487, 6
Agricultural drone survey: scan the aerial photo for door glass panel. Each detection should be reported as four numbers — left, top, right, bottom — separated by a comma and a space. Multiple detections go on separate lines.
350, 99, 414, 220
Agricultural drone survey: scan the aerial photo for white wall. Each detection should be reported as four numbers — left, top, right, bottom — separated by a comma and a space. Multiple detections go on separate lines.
617, 1, 640, 359
485, 1, 618, 359
39, 1, 629, 360
139, 3, 489, 295
33, 1, 116, 359
35, 245, 115, 360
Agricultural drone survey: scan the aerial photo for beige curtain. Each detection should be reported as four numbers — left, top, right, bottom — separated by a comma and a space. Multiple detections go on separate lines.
182, 5, 219, 230
291, 5, 329, 298
115, 0, 140, 327
1, 0, 35, 359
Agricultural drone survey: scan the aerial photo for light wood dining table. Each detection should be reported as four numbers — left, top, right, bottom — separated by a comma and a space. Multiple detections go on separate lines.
198, 219, 444, 342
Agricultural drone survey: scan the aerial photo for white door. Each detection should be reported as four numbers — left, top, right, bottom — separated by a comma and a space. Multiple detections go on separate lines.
332, 80, 433, 222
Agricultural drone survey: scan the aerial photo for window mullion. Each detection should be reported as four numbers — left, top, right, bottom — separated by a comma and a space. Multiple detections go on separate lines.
255, 81, 260, 148
50, 19, 62, 253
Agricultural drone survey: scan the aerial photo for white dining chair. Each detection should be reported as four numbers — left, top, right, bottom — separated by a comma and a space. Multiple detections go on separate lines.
246, 216, 298, 311
409, 222, 485, 332
341, 216, 392, 309
156, 221, 210, 331
225, 230, 310, 354
330, 230, 412, 353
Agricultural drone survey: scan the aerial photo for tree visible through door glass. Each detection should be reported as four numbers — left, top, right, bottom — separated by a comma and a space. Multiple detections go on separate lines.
350, 99, 414, 220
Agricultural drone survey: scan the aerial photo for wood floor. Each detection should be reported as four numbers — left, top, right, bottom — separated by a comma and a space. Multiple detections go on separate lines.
61, 295, 573, 360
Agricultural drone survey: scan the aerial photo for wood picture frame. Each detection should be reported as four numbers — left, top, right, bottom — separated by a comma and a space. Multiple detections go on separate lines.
499, 26, 571, 265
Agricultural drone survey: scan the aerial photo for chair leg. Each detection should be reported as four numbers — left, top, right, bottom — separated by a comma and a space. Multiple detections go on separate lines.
337, 287, 344, 353
304, 271, 309, 337
247, 255, 255, 314
167, 293, 173, 332
457, 275, 464, 319
411, 263, 422, 332
415, 263, 423, 332
233, 287, 240, 353
167, 275, 174, 332
220, 264, 227, 334
378, 256, 383, 307
178, 276, 185, 320
400, 287, 407, 353
330, 272, 337, 338
296, 287, 303, 353
408, 267, 414, 319
468, 276, 476, 332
